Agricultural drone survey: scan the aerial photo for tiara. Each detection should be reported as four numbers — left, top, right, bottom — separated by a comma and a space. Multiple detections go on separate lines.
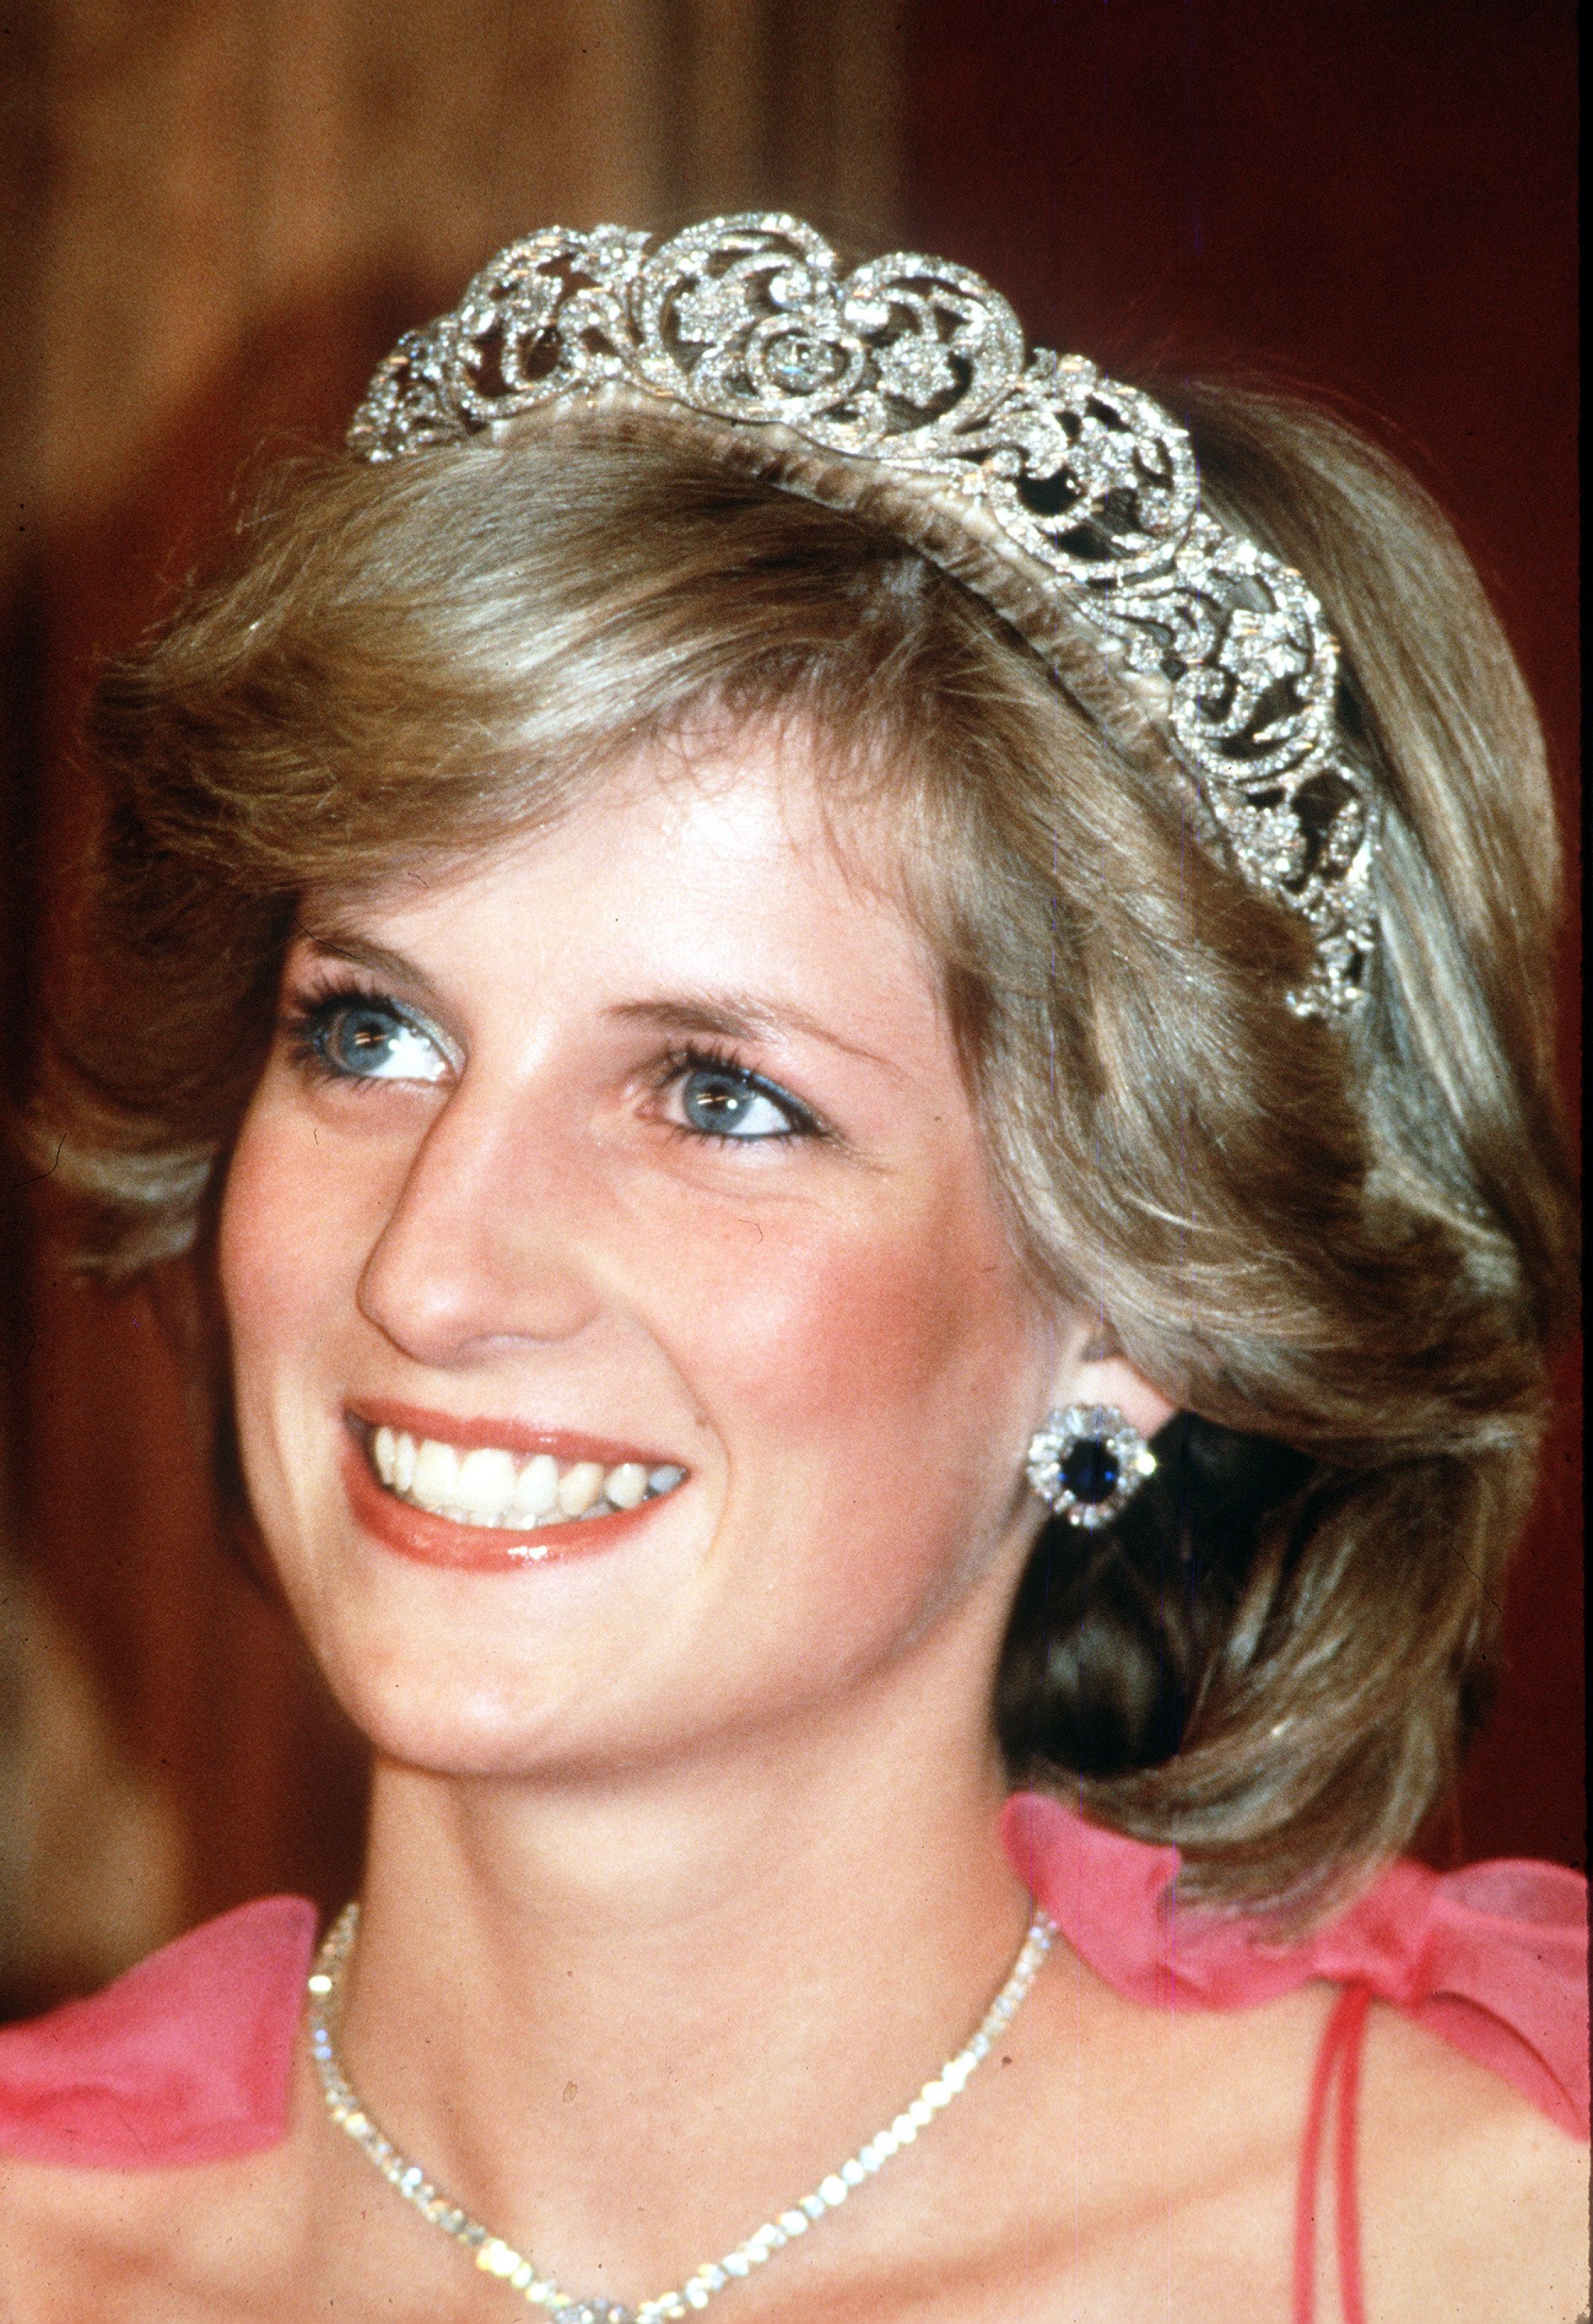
348, 215, 1377, 1019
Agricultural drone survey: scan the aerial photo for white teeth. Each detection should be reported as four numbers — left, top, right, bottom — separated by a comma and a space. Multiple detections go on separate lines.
508, 1452, 559, 1523
453, 1446, 518, 1521
557, 1462, 605, 1517
605, 1462, 648, 1510
365, 1428, 685, 1529
412, 1438, 460, 1507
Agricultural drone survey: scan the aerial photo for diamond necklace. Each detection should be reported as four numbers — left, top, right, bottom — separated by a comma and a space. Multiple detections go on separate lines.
307, 1898, 1056, 2323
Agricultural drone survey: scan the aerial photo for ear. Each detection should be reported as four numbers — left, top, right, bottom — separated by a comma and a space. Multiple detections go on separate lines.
1040, 1314, 1179, 1445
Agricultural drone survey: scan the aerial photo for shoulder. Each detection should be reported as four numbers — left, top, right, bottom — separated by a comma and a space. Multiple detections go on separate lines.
1358, 1998, 1590, 2324
1013, 1793, 1588, 2135
0, 1900, 320, 2321
0, 1895, 316, 2167
1277, 1850, 1588, 2319
1310, 1852, 1589, 2138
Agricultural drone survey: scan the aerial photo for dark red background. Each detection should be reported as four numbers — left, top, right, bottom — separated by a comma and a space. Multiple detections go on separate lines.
904, 0, 1581, 1869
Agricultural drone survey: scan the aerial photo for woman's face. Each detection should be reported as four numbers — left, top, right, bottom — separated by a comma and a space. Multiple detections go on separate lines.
219, 727, 1073, 1776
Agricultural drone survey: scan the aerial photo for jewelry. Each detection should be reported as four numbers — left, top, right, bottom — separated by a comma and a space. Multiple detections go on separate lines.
1025, 1403, 1158, 1529
347, 214, 1377, 1022
307, 1898, 1056, 2321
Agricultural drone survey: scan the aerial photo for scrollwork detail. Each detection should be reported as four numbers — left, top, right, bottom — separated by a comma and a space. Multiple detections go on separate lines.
348, 214, 1377, 1019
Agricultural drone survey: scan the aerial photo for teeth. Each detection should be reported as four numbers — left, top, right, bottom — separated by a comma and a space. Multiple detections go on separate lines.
507, 1452, 559, 1523
605, 1462, 648, 1510
453, 1446, 518, 1522
557, 1462, 605, 1517
412, 1438, 459, 1507
365, 1429, 684, 1531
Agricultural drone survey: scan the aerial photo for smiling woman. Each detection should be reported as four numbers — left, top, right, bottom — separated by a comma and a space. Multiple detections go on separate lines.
0, 219, 1585, 2324
217, 739, 1071, 1803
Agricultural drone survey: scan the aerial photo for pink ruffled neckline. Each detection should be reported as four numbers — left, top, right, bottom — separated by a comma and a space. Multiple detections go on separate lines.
1002, 1791, 1590, 2140
0, 1894, 316, 2166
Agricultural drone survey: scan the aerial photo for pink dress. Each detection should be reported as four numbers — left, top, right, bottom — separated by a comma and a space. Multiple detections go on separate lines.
1, 1795, 1585, 2322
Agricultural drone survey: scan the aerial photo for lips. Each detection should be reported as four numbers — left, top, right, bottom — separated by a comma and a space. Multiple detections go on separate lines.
342, 1401, 688, 1572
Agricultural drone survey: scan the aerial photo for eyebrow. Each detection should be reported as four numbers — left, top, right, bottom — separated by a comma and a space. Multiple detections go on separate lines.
293, 927, 451, 1013
608, 993, 900, 1075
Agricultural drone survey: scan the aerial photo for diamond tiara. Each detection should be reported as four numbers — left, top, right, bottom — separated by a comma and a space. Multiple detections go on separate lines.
348, 213, 1377, 1019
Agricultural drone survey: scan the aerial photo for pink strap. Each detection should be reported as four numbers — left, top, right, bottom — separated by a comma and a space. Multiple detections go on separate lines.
1293, 1982, 1370, 2324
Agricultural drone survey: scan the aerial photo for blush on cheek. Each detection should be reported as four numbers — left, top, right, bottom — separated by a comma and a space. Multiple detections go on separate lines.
216, 1088, 373, 1466
214, 1118, 305, 1492
217, 1105, 313, 1353
672, 1176, 1034, 1479
678, 1186, 1040, 1678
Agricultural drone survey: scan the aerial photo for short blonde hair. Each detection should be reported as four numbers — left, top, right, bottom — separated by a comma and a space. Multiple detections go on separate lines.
38, 383, 1575, 1918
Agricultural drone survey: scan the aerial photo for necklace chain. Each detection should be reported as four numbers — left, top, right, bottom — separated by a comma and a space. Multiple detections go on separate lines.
306, 1899, 1056, 2323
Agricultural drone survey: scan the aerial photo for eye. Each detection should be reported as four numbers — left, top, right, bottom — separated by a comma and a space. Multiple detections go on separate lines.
672, 1058, 811, 1141
289, 992, 450, 1086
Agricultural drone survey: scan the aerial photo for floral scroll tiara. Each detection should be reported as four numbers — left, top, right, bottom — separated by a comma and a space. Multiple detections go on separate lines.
349, 214, 1378, 1019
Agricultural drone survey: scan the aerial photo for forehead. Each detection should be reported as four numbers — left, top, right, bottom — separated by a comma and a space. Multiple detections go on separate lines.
300, 720, 953, 1062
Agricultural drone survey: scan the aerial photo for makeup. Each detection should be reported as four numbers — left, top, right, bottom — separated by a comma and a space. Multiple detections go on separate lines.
342, 1402, 686, 1573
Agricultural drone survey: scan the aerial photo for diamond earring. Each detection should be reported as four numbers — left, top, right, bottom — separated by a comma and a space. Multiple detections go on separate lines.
1025, 1405, 1158, 1529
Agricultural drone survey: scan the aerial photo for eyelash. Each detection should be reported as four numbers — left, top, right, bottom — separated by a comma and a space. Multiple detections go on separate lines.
279, 978, 826, 1143
650, 1043, 826, 1143
280, 976, 435, 1091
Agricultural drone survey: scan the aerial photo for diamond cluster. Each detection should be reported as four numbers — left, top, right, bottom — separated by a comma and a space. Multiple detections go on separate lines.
1024, 1404, 1159, 1532
348, 214, 1376, 1019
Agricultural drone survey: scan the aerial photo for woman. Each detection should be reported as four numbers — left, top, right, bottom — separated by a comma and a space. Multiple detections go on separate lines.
0, 217, 1584, 2321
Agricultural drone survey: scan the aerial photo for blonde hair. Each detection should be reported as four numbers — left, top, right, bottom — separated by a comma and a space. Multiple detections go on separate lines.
38, 383, 1574, 1918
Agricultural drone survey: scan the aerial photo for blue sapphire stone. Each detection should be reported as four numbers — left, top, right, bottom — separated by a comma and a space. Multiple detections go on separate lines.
1061, 1439, 1120, 1505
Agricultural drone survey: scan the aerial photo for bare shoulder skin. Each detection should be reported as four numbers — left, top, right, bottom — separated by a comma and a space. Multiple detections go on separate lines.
1356, 2001, 1590, 2324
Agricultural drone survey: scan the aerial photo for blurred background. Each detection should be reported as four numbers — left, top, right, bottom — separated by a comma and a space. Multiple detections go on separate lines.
0, 0, 1579, 2017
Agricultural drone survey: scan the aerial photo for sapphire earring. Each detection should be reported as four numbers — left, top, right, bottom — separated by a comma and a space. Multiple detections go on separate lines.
1025, 1405, 1157, 1530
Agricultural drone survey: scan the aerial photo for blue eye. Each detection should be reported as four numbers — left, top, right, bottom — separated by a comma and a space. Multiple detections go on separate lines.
677, 1062, 807, 1141
292, 994, 448, 1085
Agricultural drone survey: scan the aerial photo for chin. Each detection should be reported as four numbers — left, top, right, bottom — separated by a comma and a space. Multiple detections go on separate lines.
302, 1590, 714, 1781
325, 1648, 607, 1779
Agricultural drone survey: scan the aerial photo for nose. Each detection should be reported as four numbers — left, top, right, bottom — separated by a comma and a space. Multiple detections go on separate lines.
357, 1080, 606, 1368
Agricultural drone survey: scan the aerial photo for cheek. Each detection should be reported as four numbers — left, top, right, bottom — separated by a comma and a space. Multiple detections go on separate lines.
645, 1166, 1037, 1478
217, 1093, 359, 1395
647, 1173, 1043, 1677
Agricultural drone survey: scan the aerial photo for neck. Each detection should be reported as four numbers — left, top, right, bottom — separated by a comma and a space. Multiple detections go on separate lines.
336, 1617, 1034, 2296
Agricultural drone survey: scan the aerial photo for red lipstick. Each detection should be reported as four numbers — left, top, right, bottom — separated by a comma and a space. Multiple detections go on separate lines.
346, 1398, 678, 1470
340, 1404, 683, 1574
